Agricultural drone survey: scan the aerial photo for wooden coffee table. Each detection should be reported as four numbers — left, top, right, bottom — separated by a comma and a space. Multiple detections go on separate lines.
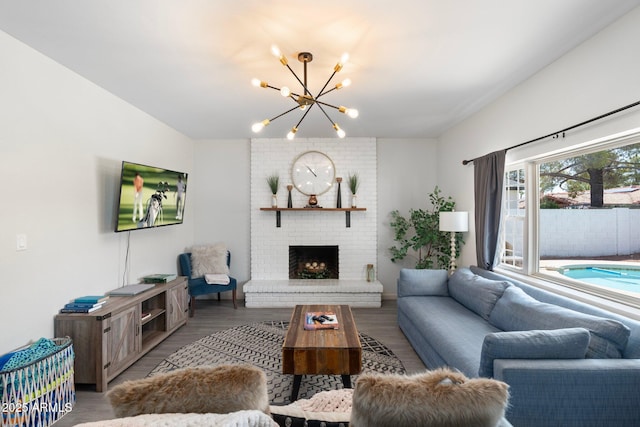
282, 304, 362, 401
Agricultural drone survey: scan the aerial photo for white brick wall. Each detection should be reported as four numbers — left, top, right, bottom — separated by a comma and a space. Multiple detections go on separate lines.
250, 137, 377, 280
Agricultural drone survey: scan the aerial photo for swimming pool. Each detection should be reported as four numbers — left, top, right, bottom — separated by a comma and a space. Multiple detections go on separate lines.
560, 266, 640, 292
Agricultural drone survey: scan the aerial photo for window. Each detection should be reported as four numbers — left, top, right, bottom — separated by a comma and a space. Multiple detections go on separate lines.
500, 133, 640, 308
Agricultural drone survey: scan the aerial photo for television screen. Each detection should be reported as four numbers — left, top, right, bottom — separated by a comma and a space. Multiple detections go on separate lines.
115, 161, 188, 232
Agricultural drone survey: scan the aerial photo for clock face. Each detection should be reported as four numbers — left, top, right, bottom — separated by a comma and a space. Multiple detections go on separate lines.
291, 151, 336, 196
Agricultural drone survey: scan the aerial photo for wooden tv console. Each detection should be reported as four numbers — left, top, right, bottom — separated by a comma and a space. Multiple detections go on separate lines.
54, 277, 189, 392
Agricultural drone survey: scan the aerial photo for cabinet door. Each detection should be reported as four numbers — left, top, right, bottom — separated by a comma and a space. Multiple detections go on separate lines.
168, 280, 189, 330
106, 305, 140, 377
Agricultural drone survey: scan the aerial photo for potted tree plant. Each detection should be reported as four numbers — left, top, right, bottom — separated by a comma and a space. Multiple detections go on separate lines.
267, 173, 279, 207
389, 186, 463, 269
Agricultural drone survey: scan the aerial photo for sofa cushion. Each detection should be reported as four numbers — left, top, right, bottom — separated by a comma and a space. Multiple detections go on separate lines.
350, 368, 509, 427
489, 286, 631, 358
479, 328, 591, 378
448, 268, 509, 320
397, 296, 502, 377
397, 268, 449, 297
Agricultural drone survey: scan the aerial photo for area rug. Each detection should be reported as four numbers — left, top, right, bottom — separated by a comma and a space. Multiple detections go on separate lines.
148, 321, 405, 405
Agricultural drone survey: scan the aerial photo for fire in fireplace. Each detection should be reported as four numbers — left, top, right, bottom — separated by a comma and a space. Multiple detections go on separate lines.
289, 245, 339, 279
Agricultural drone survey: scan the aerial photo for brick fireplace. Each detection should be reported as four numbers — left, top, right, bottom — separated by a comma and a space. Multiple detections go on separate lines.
244, 137, 382, 307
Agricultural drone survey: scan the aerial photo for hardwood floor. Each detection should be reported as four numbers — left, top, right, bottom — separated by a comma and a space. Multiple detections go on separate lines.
55, 299, 425, 426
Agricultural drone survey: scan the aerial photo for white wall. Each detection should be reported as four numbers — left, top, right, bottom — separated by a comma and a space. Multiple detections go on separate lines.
376, 138, 439, 297
191, 139, 252, 292
437, 6, 640, 268
0, 31, 195, 354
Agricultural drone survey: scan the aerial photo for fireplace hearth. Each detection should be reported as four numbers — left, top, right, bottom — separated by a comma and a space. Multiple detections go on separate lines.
289, 245, 339, 279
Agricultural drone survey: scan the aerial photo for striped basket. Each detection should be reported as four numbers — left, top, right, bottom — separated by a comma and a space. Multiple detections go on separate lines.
1, 338, 75, 427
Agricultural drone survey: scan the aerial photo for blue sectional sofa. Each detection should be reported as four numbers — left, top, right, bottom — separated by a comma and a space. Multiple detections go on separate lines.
397, 266, 640, 427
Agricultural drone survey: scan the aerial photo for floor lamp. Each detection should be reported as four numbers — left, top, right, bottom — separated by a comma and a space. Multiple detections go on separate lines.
439, 211, 469, 275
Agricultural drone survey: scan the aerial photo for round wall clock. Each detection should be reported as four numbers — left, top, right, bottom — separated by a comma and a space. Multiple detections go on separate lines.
291, 151, 336, 196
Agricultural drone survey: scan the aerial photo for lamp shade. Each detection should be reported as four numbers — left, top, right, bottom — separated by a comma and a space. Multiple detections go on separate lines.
439, 211, 469, 232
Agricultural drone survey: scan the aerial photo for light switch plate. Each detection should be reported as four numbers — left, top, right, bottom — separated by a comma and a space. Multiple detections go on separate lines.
16, 234, 27, 251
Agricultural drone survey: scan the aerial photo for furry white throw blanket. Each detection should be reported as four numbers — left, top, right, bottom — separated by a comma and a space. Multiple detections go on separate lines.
74, 410, 278, 427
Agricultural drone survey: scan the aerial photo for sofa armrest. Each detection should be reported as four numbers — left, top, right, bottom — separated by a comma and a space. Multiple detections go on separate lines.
397, 268, 449, 297
494, 358, 640, 427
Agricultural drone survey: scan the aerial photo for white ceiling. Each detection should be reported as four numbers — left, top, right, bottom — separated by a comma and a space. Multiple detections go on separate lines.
1, 0, 639, 140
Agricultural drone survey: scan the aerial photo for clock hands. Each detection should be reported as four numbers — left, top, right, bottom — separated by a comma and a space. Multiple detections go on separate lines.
305, 165, 317, 177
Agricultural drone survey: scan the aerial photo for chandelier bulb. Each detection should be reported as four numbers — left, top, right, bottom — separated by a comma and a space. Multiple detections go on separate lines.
287, 127, 297, 140
335, 78, 351, 90
334, 52, 349, 72
333, 124, 346, 138
280, 86, 291, 97
252, 78, 268, 88
251, 119, 270, 133
271, 45, 281, 57
347, 108, 359, 119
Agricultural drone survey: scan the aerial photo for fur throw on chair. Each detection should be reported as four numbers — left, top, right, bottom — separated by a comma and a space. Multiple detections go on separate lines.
106, 365, 270, 418
350, 368, 509, 427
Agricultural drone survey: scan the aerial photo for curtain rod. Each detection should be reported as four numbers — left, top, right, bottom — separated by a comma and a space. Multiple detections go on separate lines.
461, 100, 640, 165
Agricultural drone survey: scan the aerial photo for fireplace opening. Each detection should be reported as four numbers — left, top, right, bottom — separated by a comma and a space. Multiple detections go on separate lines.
289, 245, 339, 279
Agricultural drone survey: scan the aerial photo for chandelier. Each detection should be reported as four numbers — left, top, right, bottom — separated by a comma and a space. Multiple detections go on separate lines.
251, 45, 358, 140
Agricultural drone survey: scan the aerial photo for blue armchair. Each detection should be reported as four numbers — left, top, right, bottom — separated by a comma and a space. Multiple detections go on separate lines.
178, 252, 238, 316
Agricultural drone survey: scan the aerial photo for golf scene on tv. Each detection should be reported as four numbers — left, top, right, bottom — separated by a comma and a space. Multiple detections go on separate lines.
115, 161, 188, 232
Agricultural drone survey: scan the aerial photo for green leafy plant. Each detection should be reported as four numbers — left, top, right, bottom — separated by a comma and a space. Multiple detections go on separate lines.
266, 174, 279, 195
347, 172, 360, 194
389, 186, 463, 269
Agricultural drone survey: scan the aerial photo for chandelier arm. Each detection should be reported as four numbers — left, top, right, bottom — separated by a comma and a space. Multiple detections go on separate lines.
317, 86, 338, 98
283, 64, 314, 98
316, 70, 338, 100
294, 104, 315, 129
268, 105, 302, 123
314, 100, 341, 110
314, 101, 338, 126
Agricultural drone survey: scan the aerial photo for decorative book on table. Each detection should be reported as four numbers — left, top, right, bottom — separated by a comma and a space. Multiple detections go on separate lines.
142, 273, 177, 284
72, 295, 109, 304
304, 311, 339, 330
60, 303, 104, 313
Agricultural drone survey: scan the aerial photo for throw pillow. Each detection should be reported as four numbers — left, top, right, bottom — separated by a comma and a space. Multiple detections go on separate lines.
190, 243, 229, 278
270, 389, 352, 427
350, 368, 509, 427
478, 328, 591, 378
448, 268, 509, 320
489, 286, 631, 358
397, 268, 449, 297
106, 365, 269, 417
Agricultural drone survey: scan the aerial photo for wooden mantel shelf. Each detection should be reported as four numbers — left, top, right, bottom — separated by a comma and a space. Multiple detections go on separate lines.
260, 207, 366, 227
260, 208, 366, 212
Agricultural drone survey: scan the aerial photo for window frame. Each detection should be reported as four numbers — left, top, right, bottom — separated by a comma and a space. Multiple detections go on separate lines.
498, 129, 640, 310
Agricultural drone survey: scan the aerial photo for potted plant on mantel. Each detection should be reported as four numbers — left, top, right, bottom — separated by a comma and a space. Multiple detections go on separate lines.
347, 172, 360, 208
389, 186, 463, 269
267, 173, 279, 207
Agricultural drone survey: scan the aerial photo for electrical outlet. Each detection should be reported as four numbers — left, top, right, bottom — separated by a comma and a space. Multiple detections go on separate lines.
16, 234, 27, 251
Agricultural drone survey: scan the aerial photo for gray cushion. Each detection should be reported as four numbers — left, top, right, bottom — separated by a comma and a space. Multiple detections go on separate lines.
448, 268, 509, 320
397, 269, 449, 297
489, 286, 631, 358
479, 328, 591, 378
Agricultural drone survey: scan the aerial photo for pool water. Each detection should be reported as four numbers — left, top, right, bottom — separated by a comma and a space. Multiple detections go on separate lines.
561, 266, 640, 292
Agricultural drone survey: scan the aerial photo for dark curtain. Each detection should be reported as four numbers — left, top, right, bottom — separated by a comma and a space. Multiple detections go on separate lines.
473, 150, 506, 270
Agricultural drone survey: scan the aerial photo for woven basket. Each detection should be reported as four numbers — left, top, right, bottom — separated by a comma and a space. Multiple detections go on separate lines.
1, 337, 75, 427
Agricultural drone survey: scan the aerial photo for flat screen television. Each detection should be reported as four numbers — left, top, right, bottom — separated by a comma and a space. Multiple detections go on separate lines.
115, 161, 188, 232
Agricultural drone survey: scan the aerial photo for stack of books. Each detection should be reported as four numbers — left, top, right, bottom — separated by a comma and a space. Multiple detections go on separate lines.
60, 295, 109, 313
142, 273, 177, 284
304, 311, 339, 330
